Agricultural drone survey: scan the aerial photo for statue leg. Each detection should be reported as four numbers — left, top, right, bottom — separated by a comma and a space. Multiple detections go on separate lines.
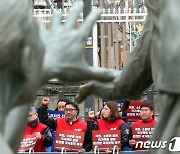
149, 93, 180, 154
4, 103, 31, 153
0, 133, 13, 154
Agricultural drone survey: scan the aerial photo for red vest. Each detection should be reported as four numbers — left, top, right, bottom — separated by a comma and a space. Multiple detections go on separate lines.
131, 119, 157, 150
97, 119, 125, 130
56, 118, 87, 132
131, 119, 157, 126
24, 123, 47, 152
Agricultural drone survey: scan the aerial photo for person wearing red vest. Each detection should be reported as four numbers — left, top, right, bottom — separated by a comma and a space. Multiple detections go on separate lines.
129, 101, 157, 150
38, 97, 88, 152
23, 106, 53, 152
86, 101, 132, 152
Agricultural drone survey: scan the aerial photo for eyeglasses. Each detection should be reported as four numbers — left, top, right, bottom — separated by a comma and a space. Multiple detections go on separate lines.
64, 108, 76, 112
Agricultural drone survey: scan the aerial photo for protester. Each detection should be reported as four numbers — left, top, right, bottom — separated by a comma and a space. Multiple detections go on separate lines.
129, 101, 157, 150
86, 101, 132, 152
38, 97, 67, 152
23, 106, 53, 152
38, 99, 89, 152
50, 97, 69, 152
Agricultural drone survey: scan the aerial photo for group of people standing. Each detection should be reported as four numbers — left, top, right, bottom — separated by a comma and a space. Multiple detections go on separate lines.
22, 97, 157, 153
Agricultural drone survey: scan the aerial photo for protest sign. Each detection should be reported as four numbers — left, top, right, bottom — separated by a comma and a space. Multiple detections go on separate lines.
18, 134, 37, 152
92, 130, 121, 151
55, 130, 85, 151
132, 122, 156, 150
48, 110, 65, 119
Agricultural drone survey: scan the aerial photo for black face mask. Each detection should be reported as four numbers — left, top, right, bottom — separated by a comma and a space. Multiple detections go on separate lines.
28, 118, 39, 127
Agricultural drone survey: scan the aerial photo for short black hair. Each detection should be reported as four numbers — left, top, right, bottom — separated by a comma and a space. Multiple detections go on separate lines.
65, 101, 80, 115
140, 100, 154, 111
57, 98, 71, 104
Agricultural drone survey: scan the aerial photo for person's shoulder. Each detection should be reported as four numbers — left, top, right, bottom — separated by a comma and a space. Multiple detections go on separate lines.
57, 117, 66, 122
151, 119, 157, 124
78, 118, 87, 124
131, 120, 143, 126
39, 122, 48, 129
131, 119, 157, 126
97, 118, 104, 123
96, 118, 105, 125
117, 119, 125, 123
146, 119, 157, 125
114, 119, 125, 127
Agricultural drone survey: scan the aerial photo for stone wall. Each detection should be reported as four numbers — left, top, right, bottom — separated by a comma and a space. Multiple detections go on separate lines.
33, 81, 157, 119
33, 81, 104, 118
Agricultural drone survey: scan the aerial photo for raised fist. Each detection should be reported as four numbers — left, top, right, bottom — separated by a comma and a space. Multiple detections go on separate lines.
42, 97, 50, 106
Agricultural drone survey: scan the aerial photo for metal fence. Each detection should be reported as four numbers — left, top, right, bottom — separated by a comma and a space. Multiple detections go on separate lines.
32, 3, 147, 69
18, 151, 147, 154
92, 7, 147, 69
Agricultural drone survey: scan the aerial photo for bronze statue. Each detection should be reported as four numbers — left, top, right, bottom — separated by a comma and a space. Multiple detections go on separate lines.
1, 0, 179, 153
76, 0, 180, 154
0, 1, 116, 153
